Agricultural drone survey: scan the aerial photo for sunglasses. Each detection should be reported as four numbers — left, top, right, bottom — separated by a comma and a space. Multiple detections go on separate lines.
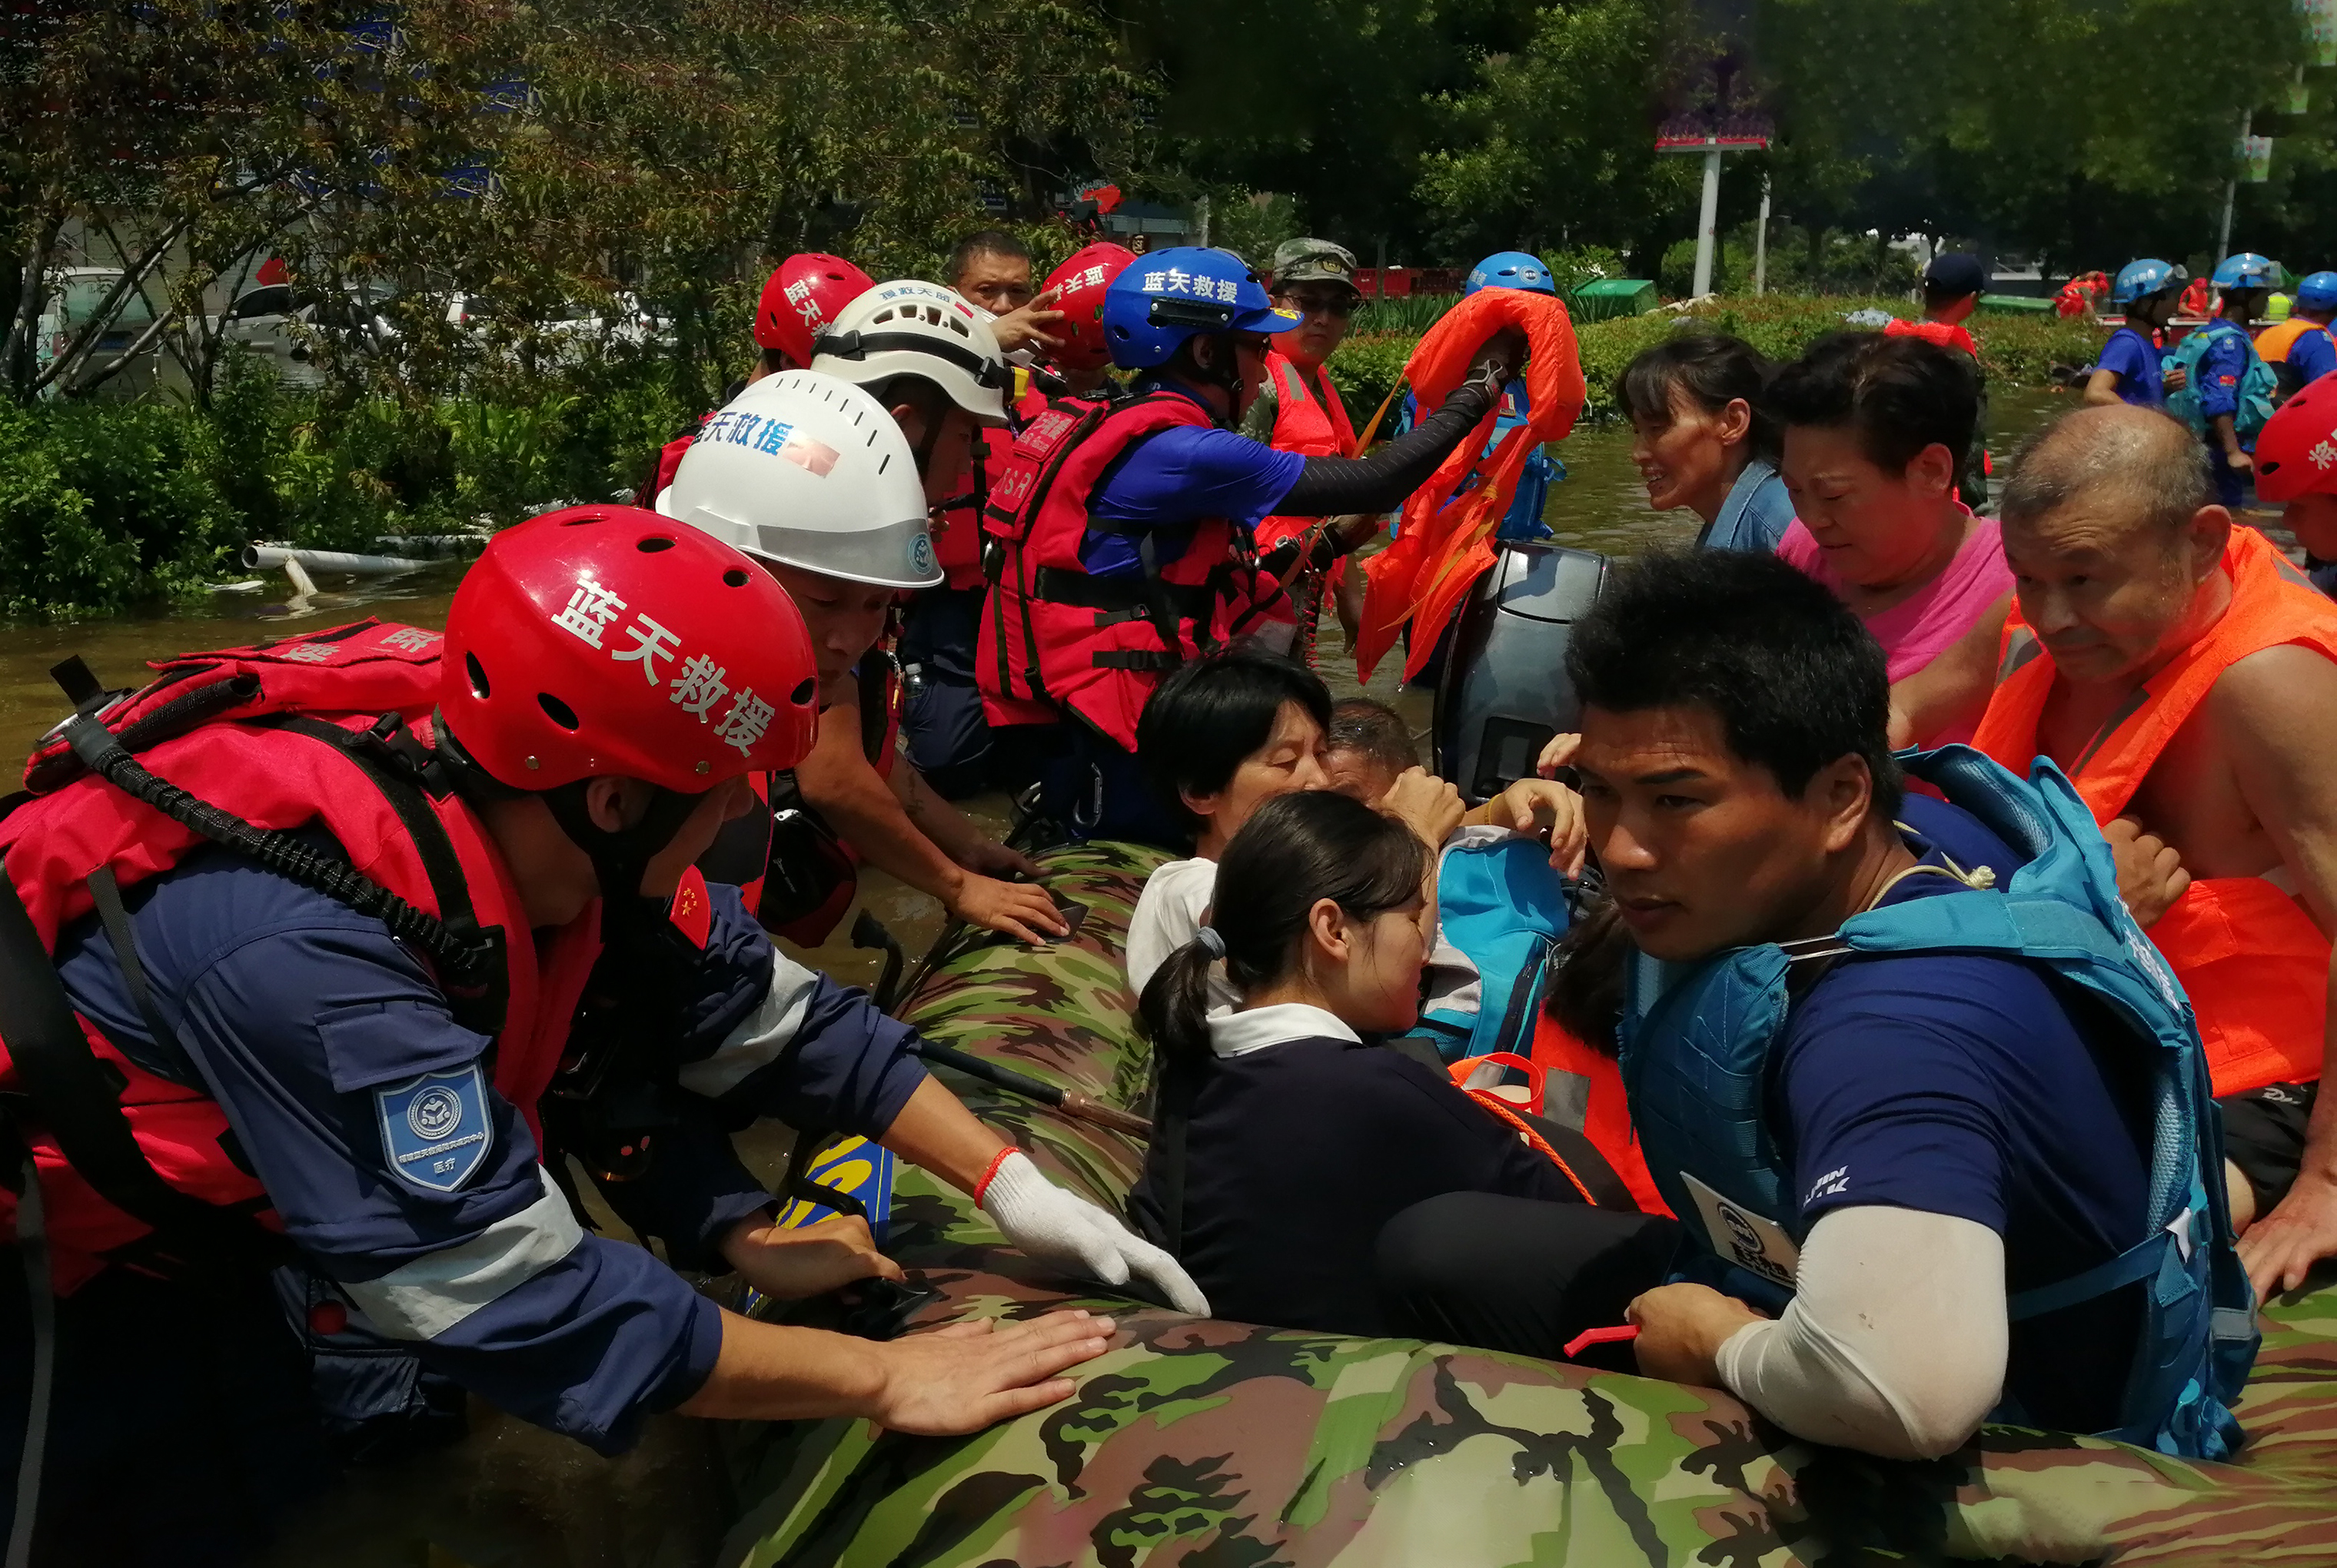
1278, 291, 1356, 318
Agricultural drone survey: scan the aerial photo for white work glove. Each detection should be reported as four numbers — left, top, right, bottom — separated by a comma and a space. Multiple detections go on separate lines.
979, 1151, 1210, 1317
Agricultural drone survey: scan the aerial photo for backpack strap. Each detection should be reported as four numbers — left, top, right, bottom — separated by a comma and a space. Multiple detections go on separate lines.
0, 867, 294, 1283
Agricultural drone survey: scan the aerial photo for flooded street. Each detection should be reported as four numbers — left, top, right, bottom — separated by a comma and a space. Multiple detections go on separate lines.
0, 384, 2093, 1567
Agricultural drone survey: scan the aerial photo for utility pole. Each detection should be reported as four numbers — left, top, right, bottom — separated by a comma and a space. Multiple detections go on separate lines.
2216, 111, 2246, 262
1753, 174, 1771, 296
1691, 150, 1724, 297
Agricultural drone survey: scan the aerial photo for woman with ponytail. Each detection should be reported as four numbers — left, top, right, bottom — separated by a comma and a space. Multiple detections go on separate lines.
1127, 792, 1673, 1343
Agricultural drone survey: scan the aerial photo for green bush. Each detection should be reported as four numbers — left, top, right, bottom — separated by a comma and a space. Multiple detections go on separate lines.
1328, 294, 2105, 430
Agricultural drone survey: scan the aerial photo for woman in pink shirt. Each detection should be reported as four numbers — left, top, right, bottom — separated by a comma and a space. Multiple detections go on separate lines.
1768, 331, 2012, 746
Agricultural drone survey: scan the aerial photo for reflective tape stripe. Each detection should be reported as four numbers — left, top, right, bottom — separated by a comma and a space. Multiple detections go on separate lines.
678, 952, 819, 1098
344, 1168, 583, 1341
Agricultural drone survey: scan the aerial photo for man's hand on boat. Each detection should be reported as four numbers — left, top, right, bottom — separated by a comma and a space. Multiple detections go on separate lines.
678, 1306, 1118, 1433
1626, 1283, 1770, 1387
720, 1211, 907, 1301
2240, 1171, 2337, 1302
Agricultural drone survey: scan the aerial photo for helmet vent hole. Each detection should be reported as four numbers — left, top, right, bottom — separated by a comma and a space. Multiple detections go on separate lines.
537, 692, 580, 730
790, 679, 815, 705
465, 651, 491, 699
949, 317, 969, 337
636, 536, 675, 553
723, 567, 750, 586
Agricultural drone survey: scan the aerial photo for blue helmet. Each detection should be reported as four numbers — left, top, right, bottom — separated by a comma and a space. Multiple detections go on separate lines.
1101, 247, 1300, 370
1464, 251, 1557, 297
2212, 252, 2281, 290
2297, 271, 2337, 311
2112, 258, 2184, 306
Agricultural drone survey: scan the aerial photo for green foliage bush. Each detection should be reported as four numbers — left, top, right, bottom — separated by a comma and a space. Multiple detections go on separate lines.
1328, 294, 2104, 427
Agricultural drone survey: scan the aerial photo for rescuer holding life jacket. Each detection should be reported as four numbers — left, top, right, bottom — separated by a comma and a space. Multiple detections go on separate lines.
643, 252, 874, 503
1976, 403, 2337, 1304
0, 510, 1199, 1559
1388, 548, 2252, 1461
981, 244, 1524, 844
663, 369, 1069, 948
1236, 238, 1373, 653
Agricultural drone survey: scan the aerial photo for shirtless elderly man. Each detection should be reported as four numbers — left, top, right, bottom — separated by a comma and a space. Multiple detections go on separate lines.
1976, 403, 2337, 1299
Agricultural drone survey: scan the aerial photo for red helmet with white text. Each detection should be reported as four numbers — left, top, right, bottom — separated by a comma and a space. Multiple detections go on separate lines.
437, 505, 819, 792
1042, 242, 1138, 371
2253, 377, 2337, 503
754, 253, 875, 368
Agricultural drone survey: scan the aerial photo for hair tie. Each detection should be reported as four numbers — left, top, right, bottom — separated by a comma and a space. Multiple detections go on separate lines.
1194, 926, 1227, 958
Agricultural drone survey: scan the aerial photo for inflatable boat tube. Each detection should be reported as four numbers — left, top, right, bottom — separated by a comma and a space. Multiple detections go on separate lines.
719, 841, 2337, 1567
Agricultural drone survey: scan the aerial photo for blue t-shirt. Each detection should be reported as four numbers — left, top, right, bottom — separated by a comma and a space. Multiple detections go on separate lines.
2096, 325, 2165, 408
1772, 803, 2148, 1434
2290, 324, 2337, 389
1083, 380, 1304, 579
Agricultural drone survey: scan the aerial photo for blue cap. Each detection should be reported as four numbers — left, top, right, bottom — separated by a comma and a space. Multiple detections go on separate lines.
1101, 247, 1299, 370
2112, 257, 2185, 306
2298, 271, 2337, 311
2212, 252, 2281, 290
1923, 252, 1987, 297
1464, 251, 1557, 297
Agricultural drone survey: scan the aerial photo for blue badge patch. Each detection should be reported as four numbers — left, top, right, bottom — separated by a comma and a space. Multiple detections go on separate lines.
908, 532, 937, 580
377, 1067, 494, 1193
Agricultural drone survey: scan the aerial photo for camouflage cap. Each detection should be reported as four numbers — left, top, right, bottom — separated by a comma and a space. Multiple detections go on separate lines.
1271, 238, 1360, 292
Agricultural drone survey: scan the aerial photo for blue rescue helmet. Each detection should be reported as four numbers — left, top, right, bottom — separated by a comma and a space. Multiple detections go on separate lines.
2112, 257, 2186, 306
1101, 247, 1300, 370
2296, 271, 2337, 311
1465, 251, 1557, 297
2212, 252, 2282, 290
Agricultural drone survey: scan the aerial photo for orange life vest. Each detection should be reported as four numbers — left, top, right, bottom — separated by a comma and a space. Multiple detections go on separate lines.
1526, 1012, 1667, 1216
2255, 317, 2320, 364
0, 623, 599, 1294
1883, 317, 1980, 357
1973, 527, 2337, 1095
1254, 350, 1357, 553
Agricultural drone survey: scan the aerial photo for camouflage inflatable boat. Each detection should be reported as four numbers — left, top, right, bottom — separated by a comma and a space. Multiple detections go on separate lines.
720, 842, 2337, 1567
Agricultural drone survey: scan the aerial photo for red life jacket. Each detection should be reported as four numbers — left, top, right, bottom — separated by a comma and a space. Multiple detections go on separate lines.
730, 653, 902, 948
932, 371, 1049, 592
0, 621, 600, 1294
978, 390, 1242, 750
1883, 317, 1979, 358
645, 411, 714, 504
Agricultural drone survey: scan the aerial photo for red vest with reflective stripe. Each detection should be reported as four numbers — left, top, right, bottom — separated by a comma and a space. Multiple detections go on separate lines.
0, 624, 598, 1294
1526, 1012, 1668, 1216
978, 391, 1236, 749
933, 372, 1048, 591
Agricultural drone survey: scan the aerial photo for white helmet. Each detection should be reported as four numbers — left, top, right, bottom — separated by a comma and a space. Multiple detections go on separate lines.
657, 370, 942, 590
811, 280, 1011, 425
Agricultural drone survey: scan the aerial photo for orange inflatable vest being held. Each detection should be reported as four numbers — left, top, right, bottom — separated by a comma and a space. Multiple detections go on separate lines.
1357, 289, 1585, 683
978, 390, 1241, 751
1974, 527, 2337, 1096
0, 621, 600, 1294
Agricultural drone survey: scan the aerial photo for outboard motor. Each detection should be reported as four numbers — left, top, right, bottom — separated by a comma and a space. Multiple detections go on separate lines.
1432, 543, 1609, 805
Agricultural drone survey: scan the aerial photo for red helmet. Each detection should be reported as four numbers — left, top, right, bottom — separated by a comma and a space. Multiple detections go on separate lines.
438, 505, 819, 792
1042, 242, 1137, 371
2253, 377, 2337, 503
755, 253, 874, 367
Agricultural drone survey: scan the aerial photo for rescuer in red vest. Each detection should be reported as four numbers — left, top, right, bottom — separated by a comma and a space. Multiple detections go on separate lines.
0, 510, 1198, 1558
979, 246, 1524, 845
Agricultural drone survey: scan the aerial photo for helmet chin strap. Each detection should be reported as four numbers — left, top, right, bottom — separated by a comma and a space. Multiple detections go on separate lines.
540, 780, 708, 945
1188, 333, 1247, 424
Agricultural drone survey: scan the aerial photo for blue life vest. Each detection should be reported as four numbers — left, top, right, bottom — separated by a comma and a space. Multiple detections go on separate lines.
1418, 833, 1571, 1062
2167, 321, 2279, 443
1620, 746, 2256, 1460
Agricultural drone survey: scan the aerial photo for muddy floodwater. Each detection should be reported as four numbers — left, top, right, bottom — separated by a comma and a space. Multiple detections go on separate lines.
0, 386, 2094, 1566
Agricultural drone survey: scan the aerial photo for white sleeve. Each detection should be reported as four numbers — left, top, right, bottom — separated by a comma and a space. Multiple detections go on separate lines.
1714, 1204, 2007, 1460
1125, 859, 1216, 996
